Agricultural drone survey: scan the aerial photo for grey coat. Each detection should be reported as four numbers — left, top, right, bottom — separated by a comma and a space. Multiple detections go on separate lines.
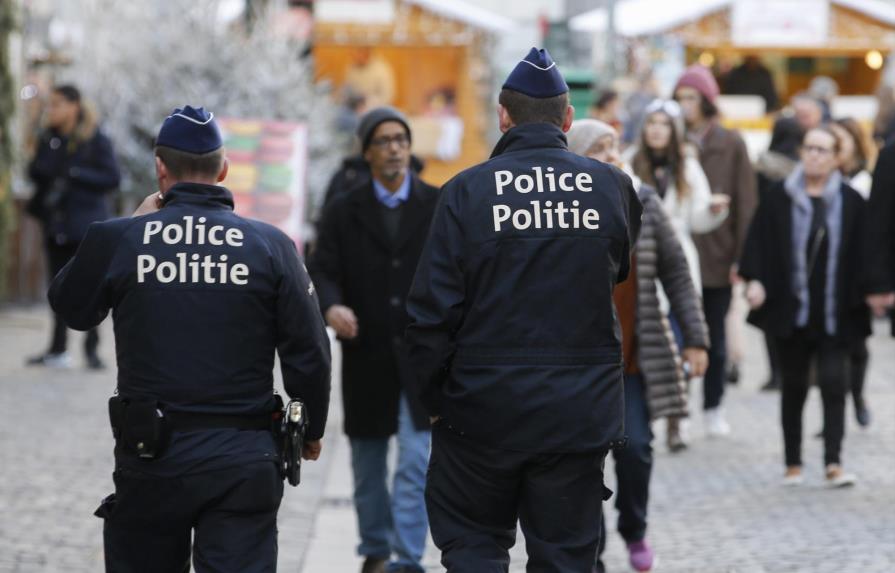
634, 186, 710, 419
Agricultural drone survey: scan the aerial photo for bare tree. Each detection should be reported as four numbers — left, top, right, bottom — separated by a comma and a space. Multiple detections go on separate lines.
59, 0, 341, 231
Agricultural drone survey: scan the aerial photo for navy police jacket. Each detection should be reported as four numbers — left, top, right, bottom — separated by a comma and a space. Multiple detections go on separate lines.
48, 183, 331, 476
405, 123, 642, 453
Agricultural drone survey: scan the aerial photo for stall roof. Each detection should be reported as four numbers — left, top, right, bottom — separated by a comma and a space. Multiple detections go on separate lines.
407, 0, 514, 32
569, 0, 895, 35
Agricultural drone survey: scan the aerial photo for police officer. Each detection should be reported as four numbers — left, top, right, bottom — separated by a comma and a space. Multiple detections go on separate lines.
405, 49, 642, 572
48, 106, 331, 572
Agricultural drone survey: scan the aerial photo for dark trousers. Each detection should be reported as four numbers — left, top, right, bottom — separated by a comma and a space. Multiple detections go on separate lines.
702, 286, 732, 410
426, 424, 609, 573
764, 334, 782, 386
849, 338, 869, 408
597, 374, 653, 563
45, 240, 99, 355
777, 333, 849, 467
97, 462, 283, 573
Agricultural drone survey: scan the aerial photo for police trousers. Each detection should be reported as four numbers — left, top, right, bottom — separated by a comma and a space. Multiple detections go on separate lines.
96, 461, 283, 573
426, 422, 610, 572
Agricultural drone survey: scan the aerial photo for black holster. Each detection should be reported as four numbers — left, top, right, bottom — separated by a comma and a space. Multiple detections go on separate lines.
108, 396, 169, 460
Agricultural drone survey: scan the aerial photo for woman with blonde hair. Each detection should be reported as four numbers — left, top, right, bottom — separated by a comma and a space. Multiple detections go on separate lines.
25, 84, 120, 370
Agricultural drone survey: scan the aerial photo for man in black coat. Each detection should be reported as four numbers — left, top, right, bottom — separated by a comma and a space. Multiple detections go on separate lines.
48, 106, 331, 572
309, 107, 438, 573
866, 140, 895, 329
405, 48, 642, 572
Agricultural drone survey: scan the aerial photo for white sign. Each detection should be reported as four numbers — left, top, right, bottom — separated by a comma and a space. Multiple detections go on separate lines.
732, 0, 830, 47
315, 0, 395, 24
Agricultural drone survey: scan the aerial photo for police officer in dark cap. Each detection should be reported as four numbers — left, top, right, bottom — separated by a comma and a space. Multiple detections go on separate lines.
406, 48, 642, 571
48, 105, 331, 572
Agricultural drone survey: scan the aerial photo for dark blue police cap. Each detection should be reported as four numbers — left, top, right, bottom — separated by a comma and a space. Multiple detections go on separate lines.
156, 105, 223, 154
502, 48, 569, 99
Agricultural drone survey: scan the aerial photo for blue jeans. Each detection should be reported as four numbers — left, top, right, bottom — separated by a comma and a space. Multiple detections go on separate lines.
350, 395, 430, 571
598, 374, 653, 562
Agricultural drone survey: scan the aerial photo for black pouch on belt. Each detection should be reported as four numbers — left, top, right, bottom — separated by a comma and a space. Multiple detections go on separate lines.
108, 397, 169, 460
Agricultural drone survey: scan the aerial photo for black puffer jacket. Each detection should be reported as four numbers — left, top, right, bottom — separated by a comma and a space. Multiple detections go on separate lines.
633, 185, 709, 419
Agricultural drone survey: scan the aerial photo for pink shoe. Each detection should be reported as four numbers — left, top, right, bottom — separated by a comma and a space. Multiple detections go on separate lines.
627, 539, 655, 572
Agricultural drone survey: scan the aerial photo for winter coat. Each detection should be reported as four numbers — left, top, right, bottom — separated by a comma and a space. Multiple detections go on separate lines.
691, 123, 758, 288
26, 126, 120, 245
739, 178, 871, 344
633, 186, 709, 420
866, 141, 895, 334
309, 174, 439, 437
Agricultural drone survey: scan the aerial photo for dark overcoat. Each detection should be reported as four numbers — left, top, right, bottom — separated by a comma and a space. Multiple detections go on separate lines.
310, 174, 439, 437
739, 179, 871, 344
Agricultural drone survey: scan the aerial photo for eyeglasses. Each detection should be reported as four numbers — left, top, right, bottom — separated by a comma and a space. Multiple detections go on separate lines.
369, 133, 410, 149
801, 144, 835, 156
644, 99, 682, 118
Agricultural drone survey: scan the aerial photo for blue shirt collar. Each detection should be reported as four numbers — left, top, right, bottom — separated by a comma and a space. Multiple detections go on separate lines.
372, 170, 411, 209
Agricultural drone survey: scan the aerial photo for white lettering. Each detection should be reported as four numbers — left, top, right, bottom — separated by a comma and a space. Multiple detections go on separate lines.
162, 224, 184, 245
231, 264, 249, 285
576, 173, 593, 192
143, 221, 162, 244
512, 209, 532, 230
137, 254, 156, 282
559, 173, 575, 191
493, 205, 511, 231
491, 201, 600, 233
494, 171, 513, 196
156, 261, 178, 283
515, 174, 534, 194
208, 226, 224, 246
225, 228, 244, 247
583, 209, 600, 229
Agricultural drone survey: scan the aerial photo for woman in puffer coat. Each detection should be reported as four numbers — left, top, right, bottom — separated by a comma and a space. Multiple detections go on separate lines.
568, 119, 709, 573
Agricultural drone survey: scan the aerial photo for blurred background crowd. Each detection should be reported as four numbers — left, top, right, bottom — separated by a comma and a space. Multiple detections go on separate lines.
1, 0, 894, 305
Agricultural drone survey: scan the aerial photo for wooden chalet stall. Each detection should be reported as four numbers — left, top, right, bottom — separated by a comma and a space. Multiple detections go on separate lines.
313, 0, 512, 185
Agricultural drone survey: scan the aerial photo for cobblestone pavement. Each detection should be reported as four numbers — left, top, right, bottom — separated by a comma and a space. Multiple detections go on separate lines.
1, 305, 893, 572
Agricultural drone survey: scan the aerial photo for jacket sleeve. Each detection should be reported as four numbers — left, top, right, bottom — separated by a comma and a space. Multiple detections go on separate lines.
68, 132, 121, 191
652, 198, 709, 349
731, 134, 758, 263
48, 221, 123, 330
737, 194, 768, 284
274, 234, 332, 441
404, 180, 466, 416
307, 200, 345, 314
866, 142, 895, 293
612, 167, 643, 283
686, 156, 728, 234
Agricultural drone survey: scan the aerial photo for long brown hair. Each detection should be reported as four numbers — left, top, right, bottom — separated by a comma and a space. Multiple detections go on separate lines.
51, 84, 98, 144
833, 117, 876, 174
630, 105, 690, 200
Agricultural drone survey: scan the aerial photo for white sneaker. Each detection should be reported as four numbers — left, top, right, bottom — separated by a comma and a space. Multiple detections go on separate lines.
28, 351, 73, 369
705, 407, 731, 437
825, 465, 857, 488
782, 466, 804, 487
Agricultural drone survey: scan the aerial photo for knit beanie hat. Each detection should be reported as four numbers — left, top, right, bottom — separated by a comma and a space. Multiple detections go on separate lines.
674, 65, 720, 104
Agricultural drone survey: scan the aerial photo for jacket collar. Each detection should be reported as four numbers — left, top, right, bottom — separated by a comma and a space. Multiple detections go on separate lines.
162, 182, 235, 210
490, 123, 568, 159
351, 173, 430, 253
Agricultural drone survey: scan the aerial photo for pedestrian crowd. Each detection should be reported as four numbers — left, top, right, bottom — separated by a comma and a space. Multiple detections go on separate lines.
24, 51, 895, 573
